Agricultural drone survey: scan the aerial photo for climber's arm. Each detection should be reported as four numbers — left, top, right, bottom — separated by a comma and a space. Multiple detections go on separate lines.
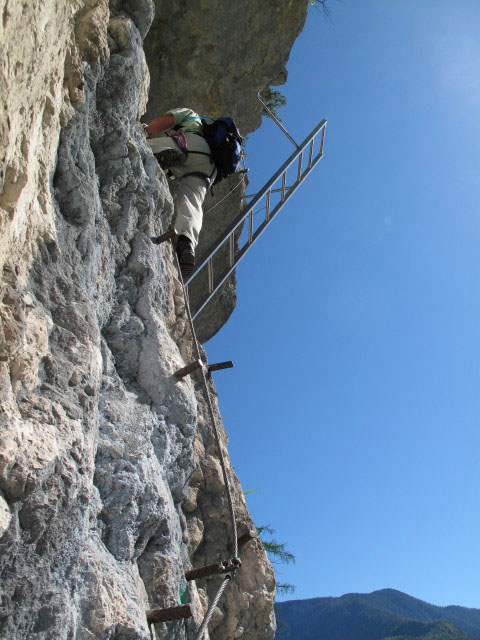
145, 113, 175, 135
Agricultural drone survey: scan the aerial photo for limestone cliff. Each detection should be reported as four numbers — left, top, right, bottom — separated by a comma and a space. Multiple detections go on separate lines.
0, 1, 307, 638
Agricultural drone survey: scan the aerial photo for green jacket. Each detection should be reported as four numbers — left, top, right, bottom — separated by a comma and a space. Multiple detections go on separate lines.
166, 108, 203, 134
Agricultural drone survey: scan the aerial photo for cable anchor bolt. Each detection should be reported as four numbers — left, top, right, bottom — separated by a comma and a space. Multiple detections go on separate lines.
185, 557, 241, 582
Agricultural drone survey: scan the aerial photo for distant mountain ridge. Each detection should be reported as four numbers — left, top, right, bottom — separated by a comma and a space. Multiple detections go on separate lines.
274, 589, 480, 640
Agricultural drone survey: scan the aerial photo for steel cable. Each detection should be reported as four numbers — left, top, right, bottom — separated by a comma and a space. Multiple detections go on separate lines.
172, 250, 239, 636
174, 249, 238, 557
203, 173, 246, 215
194, 576, 232, 640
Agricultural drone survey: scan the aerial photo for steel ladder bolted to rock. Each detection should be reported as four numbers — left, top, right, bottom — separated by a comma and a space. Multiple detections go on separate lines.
184, 118, 327, 321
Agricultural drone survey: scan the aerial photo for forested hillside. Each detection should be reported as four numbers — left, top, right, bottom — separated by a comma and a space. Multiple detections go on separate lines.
275, 589, 480, 640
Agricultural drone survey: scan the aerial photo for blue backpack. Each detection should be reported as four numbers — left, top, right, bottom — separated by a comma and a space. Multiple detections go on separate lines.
200, 117, 243, 185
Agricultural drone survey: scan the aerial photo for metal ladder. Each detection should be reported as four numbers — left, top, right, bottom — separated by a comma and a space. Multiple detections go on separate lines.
184, 117, 327, 321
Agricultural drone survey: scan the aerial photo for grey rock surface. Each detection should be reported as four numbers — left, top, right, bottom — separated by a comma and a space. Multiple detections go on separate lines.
143, 0, 308, 134
144, 0, 308, 342
0, 0, 307, 638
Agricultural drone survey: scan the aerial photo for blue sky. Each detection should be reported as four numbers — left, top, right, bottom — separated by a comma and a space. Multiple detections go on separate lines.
206, 0, 480, 608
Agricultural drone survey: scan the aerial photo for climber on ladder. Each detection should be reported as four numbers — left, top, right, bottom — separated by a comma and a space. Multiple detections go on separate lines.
144, 108, 243, 280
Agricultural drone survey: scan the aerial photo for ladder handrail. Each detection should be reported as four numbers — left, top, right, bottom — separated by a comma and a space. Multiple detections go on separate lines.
185, 119, 327, 287
188, 142, 325, 321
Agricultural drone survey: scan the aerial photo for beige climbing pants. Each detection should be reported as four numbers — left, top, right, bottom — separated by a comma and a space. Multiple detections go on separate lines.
174, 175, 207, 248
148, 133, 215, 248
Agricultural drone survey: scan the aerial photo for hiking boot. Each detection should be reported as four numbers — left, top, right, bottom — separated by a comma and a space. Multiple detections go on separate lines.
176, 235, 195, 280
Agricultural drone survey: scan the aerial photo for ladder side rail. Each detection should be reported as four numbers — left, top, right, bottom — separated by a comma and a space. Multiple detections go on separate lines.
191, 149, 325, 320
185, 119, 327, 287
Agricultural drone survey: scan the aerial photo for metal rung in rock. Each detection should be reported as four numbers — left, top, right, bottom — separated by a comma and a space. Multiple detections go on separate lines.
175, 360, 234, 379
151, 228, 177, 245
147, 604, 192, 624
175, 359, 203, 379
185, 557, 241, 581
228, 529, 256, 556
207, 360, 233, 373
238, 529, 256, 548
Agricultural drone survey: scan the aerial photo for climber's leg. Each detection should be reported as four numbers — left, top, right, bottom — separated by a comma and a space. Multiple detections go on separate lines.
174, 175, 207, 279
175, 175, 207, 249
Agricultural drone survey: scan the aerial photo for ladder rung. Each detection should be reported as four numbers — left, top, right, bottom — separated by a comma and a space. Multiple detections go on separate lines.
229, 233, 234, 267
207, 258, 213, 293
265, 190, 271, 221
297, 152, 303, 182
308, 139, 314, 168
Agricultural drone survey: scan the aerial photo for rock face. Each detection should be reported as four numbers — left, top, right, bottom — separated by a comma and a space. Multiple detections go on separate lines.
0, 0, 306, 638
143, 0, 308, 134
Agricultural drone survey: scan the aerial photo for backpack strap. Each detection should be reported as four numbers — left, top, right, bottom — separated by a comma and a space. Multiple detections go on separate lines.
186, 150, 211, 157
182, 149, 216, 180
181, 167, 216, 188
